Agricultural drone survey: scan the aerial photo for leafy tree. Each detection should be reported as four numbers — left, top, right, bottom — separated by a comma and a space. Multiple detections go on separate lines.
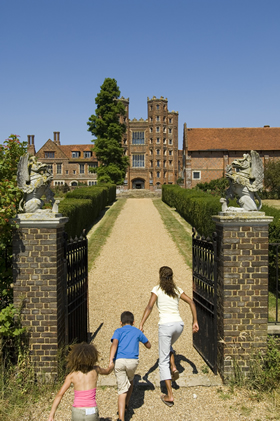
263, 159, 280, 199
87, 78, 129, 184
0, 135, 27, 306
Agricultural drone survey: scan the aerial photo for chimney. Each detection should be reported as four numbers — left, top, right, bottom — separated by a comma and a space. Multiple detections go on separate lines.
53, 131, 60, 145
27, 135, 36, 155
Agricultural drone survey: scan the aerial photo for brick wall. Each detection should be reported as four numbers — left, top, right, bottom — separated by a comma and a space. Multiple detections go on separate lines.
13, 216, 68, 376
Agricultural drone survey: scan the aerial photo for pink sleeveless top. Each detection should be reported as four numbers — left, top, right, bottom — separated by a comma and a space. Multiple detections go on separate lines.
73, 388, 97, 407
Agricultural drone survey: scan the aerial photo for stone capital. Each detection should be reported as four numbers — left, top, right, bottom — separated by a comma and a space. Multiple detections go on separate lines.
212, 211, 273, 227
15, 210, 68, 229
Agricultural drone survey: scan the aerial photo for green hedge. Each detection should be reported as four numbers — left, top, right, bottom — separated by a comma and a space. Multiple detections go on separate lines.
262, 204, 280, 292
162, 185, 220, 237
162, 185, 280, 292
59, 184, 116, 238
65, 184, 116, 206
59, 198, 93, 239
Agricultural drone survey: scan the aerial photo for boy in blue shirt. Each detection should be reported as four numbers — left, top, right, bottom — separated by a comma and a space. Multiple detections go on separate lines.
109, 311, 151, 421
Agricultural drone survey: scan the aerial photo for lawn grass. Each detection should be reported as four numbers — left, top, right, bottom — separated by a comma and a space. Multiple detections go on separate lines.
87, 198, 126, 270
268, 291, 280, 323
263, 199, 280, 210
152, 198, 193, 268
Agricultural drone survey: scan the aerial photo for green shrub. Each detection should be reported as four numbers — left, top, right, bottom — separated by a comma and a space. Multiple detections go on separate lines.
53, 184, 70, 196
248, 336, 280, 392
66, 184, 116, 206
263, 159, 280, 199
59, 185, 116, 238
97, 183, 116, 203
59, 199, 93, 239
0, 135, 27, 309
162, 185, 221, 237
66, 187, 107, 213
262, 204, 280, 292
0, 301, 27, 373
163, 185, 280, 293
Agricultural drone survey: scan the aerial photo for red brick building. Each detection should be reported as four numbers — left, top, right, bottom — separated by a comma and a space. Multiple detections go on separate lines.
183, 124, 280, 188
119, 96, 179, 189
27, 132, 98, 187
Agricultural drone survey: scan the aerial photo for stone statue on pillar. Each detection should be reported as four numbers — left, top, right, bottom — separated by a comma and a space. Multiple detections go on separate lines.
17, 154, 58, 213
220, 150, 264, 212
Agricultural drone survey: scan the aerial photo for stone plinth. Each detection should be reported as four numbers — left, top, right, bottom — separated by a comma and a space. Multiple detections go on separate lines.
212, 211, 273, 381
13, 210, 68, 376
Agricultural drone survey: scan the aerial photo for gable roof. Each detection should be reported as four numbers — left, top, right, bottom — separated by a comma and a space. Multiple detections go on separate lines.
185, 127, 280, 151
36, 140, 97, 160
59, 144, 95, 158
36, 139, 69, 159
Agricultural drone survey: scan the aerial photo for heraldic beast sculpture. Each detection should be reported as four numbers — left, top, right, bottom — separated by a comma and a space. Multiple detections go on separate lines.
17, 154, 55, 213
221, 150, 264, 212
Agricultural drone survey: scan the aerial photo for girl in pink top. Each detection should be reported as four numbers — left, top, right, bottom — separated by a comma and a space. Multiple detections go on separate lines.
48, 342, 113, 421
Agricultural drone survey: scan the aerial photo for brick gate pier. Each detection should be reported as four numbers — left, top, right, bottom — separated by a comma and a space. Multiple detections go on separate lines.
13, 211, 68, 377
212, 211, 273, 380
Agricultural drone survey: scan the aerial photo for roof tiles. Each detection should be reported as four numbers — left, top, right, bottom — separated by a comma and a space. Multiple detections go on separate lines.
186, 127, 280, 151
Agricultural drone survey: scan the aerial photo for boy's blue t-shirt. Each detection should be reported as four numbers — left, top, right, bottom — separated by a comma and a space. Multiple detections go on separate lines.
111, 325, 148, 360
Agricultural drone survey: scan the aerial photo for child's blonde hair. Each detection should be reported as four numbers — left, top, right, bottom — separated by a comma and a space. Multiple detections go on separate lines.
67, 342, 99, 374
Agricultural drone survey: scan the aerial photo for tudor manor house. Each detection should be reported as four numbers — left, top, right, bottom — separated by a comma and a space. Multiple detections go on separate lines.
27, 96, 280, 189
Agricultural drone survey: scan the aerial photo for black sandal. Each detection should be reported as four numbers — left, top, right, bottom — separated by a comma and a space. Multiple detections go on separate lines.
161, 395, 174, 407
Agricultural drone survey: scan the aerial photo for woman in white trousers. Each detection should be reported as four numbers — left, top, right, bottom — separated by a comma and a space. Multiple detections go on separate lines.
139, 266, 199, 407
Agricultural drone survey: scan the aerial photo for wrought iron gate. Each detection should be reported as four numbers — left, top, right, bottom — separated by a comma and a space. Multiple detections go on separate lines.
64, 232, 88, 344
192, 228, 218, 374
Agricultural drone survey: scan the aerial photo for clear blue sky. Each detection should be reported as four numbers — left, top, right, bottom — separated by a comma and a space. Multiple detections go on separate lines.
1, 0, 279, 150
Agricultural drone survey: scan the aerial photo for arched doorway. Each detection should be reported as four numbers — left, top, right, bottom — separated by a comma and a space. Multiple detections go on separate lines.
132, 178, 145, 189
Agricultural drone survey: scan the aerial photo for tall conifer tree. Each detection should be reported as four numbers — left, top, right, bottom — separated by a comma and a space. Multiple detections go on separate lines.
87, 78, 129, 184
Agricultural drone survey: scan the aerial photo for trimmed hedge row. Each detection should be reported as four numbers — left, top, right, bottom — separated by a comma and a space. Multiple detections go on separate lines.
162, 185, 280, 239
262, 204, 280, 292
162, 185, 221, 238
65, 183, 116, 205
162, 185, 280, 292
59, 184, 116, 238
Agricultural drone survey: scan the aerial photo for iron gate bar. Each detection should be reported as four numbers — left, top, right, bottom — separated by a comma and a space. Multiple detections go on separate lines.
192, 228, 217, 374
0, 244, 13, 309
64, 231, 88, 344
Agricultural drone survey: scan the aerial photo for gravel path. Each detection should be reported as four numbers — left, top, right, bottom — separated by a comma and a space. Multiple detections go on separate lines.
90, 198, 204, 380
42, 198, 274, 421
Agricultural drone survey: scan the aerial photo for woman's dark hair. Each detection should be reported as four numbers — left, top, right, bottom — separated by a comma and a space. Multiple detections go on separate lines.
159, 266, 178, 298
67, 342, 99, 373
